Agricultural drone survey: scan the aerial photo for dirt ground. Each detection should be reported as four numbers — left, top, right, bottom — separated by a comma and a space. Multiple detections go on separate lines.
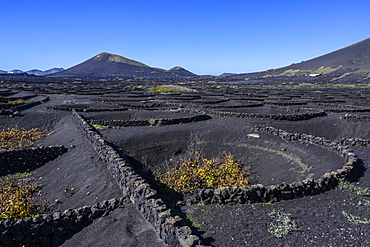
1, 81, 370, 246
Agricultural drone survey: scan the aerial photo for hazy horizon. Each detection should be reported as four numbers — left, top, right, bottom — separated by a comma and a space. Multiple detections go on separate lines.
1, 0, 369, 75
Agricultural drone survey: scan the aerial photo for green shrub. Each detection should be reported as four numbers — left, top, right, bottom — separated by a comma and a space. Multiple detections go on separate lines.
268, 210, 297, 238
337, 178, 370, 196
90, 124, 109, 130
342, 211, 370, 224
155, 152, 249, 193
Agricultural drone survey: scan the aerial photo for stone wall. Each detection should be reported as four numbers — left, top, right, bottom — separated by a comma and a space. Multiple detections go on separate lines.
48, 106, 129, 112
0, 96, 49, 114
87, 114, 211, 128
343, 113, 370, 120
341, 137, 370, 147
188, 126, 358, 205
206, 109, 325, 121
71, 110, 201, 247
0, 146, 67, 176
0, 197, 124, 247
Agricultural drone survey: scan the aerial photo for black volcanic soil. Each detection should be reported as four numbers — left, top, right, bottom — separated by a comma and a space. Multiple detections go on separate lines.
1, 77, 370, 246
99, 117, 343, 185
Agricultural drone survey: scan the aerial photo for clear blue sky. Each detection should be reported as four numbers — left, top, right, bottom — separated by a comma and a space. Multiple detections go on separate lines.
1, 0, 369, 75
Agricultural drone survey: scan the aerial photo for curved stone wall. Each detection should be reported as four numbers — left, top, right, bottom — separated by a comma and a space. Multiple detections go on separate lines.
0, 197, 124, 246
189, 126, 358, 205
87, 114, 211, 128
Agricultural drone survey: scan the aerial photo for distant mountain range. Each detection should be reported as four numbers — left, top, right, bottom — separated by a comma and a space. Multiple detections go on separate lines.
2, 38, 370, 80
219, 73, 237, 76
0, 68, 64, 76
50, 53, 198, 79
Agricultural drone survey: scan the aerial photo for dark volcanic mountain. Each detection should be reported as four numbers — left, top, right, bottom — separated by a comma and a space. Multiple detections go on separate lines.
50, 53, 198, 79
286, 38, 370, 71
168, 66, 197, 77
230, 38, 370, 80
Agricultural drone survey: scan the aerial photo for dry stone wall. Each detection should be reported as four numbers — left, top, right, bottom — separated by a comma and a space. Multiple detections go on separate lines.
189, 126, 358, 205
207, 109, 325, 121
0, 197, 124, 247
0, 96, 49, 115
71, 110, 202, 247
87, 114, 211, 128
343, 113, 370, 120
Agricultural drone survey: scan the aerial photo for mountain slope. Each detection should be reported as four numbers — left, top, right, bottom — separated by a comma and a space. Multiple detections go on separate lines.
168, 66, 197, 77
50, 53, 198, 79
286, 38, 370, 71
229, 37, 370, 80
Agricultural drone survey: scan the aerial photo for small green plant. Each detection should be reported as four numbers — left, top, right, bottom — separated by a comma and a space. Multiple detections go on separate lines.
148, 119, 156, 126
156, 120, 163, 127
358, 199, 370, 206
90, 124, 109, 130
337, 178, 370, 196
148, 119, 163, 127
154, 151, 249, 193
268, 210, 297, 238
62, 184, 76, 194
342, 211, 370, 224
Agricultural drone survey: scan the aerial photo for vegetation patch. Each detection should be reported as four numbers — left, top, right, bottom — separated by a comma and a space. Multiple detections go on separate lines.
342, 211, 370, 224
0, 172, 41, 220
0, 128, 44, 151
148, 119, 162, 127
148, 85, 195, 94
90, 124, 109, 130
155, 152, 249, 193
7, 99, 25, 104
337, 178, 370, 196
268, 209, 297, 238
149, 86, 182, 94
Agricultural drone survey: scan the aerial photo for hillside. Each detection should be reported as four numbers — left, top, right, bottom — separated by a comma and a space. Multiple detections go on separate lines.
229, 38, 370, 81
287, 38, 370, 71
50, 53, 198, 79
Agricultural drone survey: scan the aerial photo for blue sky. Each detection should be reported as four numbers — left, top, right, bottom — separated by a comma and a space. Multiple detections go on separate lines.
1, 0, 369, 75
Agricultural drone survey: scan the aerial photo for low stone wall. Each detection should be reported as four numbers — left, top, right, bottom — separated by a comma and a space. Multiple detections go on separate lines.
0, 96, 49, 114
72, 110, 201, 247
202, 103, 264, 109
87, 114, 211, 128
207, 109, 325, 121
265, 101, 307, 106
318, 103, 370, 113
13, 96, 49, 112
113, 102, 180, 110
343, 113, 370, 120
0, 146, 68, 176
0, 197, 124, 247
189, 126, 358, 205
341, 137, 370, 147
49, 106, 129, 112
0, 95, 35, 103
